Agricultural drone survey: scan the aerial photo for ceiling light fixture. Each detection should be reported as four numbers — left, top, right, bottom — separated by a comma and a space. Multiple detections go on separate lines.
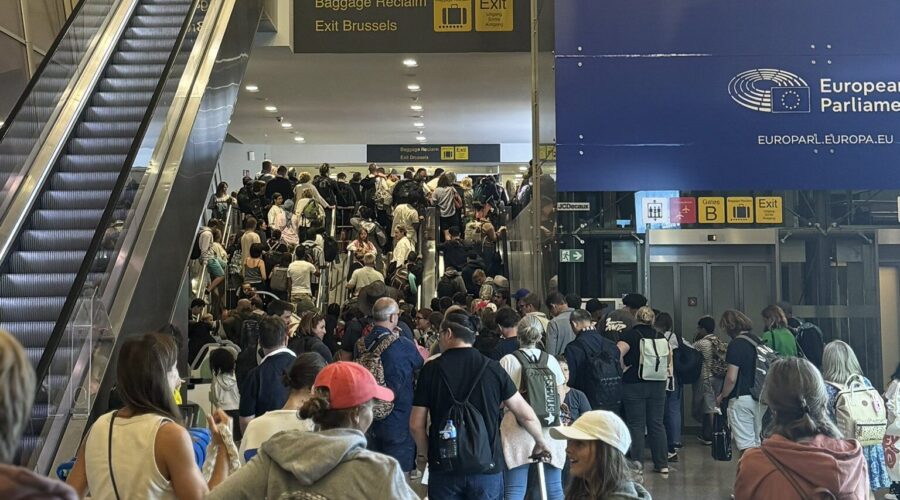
265, 105, 278, 112
413, 122, 425, 127
245, 84, 259, 92
518, 166, 528, 171
410, 104, 423, 111
407, 83, 421, 92
281, 122, 292, 128
403, 58, 418, 68
416, 136, 427, 142
294, 136, 305, 142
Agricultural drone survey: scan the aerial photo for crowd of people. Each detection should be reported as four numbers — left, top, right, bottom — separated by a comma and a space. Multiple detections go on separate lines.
3, 161, 900, 499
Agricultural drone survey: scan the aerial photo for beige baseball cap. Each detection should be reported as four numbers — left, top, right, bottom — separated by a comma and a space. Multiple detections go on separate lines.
549, 410, 632, 455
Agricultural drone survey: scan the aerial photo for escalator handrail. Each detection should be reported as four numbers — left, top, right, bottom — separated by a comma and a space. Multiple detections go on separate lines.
34, 0, 202, 391
0, 0, 92, 142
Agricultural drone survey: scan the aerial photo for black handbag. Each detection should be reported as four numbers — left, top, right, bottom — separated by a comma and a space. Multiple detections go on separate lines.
711, 410, 733, 461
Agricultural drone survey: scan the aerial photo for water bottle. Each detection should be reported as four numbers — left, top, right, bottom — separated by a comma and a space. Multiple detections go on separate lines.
438, 419, 458, 459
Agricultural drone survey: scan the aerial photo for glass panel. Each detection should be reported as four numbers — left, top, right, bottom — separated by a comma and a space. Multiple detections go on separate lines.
710, 265, 738, 327
0, 0, 24, 37
649, 265, 675, 321
679, 265, 706, 339
740, 264, 772, 332
0, 31, 28, 119
28, 0, 69, 51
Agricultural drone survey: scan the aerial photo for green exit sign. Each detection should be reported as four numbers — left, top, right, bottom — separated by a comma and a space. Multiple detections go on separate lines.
560, 249, 585, 263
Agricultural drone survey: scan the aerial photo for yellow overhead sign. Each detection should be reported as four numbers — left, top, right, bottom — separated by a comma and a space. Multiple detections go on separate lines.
726, 197, 754, 224
434, 0, 471, 32
698, 197, 725, 223
756, 196, 784, 224
454, 146, 469, 160
476, 0, 513, 32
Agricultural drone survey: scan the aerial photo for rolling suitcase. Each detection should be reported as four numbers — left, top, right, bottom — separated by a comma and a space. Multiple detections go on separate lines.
712, 408, 733, 461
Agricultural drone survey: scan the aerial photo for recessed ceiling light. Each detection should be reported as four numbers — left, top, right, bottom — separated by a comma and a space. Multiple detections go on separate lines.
416, 136, 427, 142
410, 104, 423, 111
407, 83, 421, 92
294, 136, 305, 142
281, 122, 292, 128
518, 166, 528, 171
265, 105, 278, 112
413, 122, 425, 128
245, 84, 259, 92
403, 58, 418, 68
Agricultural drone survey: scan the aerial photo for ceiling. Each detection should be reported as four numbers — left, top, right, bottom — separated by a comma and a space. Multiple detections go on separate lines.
226, 48, 556, 146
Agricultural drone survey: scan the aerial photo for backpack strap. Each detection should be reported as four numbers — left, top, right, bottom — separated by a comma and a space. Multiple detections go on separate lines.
439, 356, 490, 404
760, 444, 836, 500
372, 332, 401, 356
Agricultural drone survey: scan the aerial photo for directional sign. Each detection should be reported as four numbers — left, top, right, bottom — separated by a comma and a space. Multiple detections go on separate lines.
557, 202, 591, 211
670, 197, 697, 224
642, 197, 670, 224
756, 196, 784, 224
560, 249, 585, 263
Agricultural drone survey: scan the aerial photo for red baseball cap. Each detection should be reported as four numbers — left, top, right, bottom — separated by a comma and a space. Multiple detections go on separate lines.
313, 362, 395, 410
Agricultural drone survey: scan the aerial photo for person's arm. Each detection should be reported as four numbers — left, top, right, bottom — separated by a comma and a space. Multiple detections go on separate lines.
157, 413, 228, 499
545, 320, 559, 355
206, 446, 271, 500
564, 345, 579, 388
717, 364, 740, 406
616, 340, 630, 371
504, 392, 551, 459
347, 270, 357, 289
259, 261, 267, 281
66, 435, 89, 497
310, 185, 332, 209
409, 406, 429, 464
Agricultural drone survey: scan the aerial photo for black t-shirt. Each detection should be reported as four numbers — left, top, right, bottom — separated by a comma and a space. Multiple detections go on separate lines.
618, 324, 664, 384
412, 347, 516, 473
725, 334, 758, 399
491, 337, 520, 361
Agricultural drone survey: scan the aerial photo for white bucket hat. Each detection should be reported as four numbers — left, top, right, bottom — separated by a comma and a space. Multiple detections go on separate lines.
549, 410, 632, 455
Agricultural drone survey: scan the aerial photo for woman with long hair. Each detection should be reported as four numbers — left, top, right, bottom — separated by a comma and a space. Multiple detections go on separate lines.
68, 333, 232, 499
432, 173, 461, 241
208, 362, 417, 499
822, 340, 890, 493
208, 181, 235, 221
550, 410, 651, 499
760, 304, 798, 356
734, 357, 868, 498
288, 312, 333, 363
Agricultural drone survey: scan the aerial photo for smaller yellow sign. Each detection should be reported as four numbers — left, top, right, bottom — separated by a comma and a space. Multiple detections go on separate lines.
454, 146, 469, 160
698, 197, 725, 224
440, 147, 455, 160
434, 0, 472, 32
539, 144, 557, 161
756, 196, 783, 224
476, 0, 513, 32
726, 197, 754, 224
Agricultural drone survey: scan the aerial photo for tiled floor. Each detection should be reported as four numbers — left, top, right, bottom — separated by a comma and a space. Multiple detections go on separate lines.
640, 440, 739, 500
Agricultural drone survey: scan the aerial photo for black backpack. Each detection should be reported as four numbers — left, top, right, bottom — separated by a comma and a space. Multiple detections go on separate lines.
673, 334, 704, 384
235, 319, 261, 386
190, 228, 210, 260
360, 176, 377, 208
436, 276, 456, 298
584, 340, 623, 409
432, 358, 496, 474
322, 235, 338, 263
793, 321, 824, 368
335, 182, 357, 207
314, 176, 337, 205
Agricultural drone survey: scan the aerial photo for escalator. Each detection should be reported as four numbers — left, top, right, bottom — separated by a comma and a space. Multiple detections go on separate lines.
0, 0, 264, 473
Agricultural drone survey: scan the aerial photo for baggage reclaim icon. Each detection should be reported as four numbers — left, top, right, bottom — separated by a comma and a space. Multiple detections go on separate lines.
434, 0, 472, 32
728, 69, 811, 113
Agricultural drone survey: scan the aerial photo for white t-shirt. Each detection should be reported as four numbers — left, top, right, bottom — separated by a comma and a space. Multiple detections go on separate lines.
391, 236, 414, 265
287, 260, 316, 296
239, 410, 314, 461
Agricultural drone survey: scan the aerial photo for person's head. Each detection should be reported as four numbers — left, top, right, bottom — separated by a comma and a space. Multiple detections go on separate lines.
259, 316, 288, 352
761, 304, 789, 331
301, 313, 327, 340
249, 243, 264, 259
351, 171, 362, 182
274, 165, 286, 177
520, 293, 542, 314
585, 299, 606, 322
362, 252, 376, 268
209, 348, 236, 376
697, 316, 716, 339
253, 180, 266, 194
570, 308, 593, 334
653, 311, 673, 333
357, 227, 369, 241
565, 293, 582, 310
621, 293, 647, 314
373, 297, 400, 330
261, 160, 273, 173
368, 163, 378, 174
493, 288, 510, 307
403, 169, 414, 180
216, 181, 228, 196
337, 172, 347, 182
762, 357, 841, 441
327, 303, 341, 318
415, 168, 427, 180
235, 298, 252, 313
777, 301, 794, 319
822, 340, 864, 385
452, 292, 467, 307
298, 362, 394, 432
393, 225, 407, 241
0, 330, 35, 463
116, 333, 181, 422
496, 307, 520, 337
243, 216, 257, 231
634, 306, 655, 326
242, 175, 252, 187
517, 315, 544, 348
438, 296, 453, 313
295, 245, 308, 261
283, 352, 327, 395
549, 411, 634, 499
211, 227, 223, 244
439, 312, 478, 350
415, 308, 433, 331
459, 177, 472, 190
719, 309, 753, 337
298, 172, 312, 184
433, 167, 445, 178
437, 173, 452, 188
319, 163, 330, 176
556, 355, 570, 384
472, 268, 486, 285
190, 298, 206, 316
448, 226, 460, 239
546, 292, 567, 316
267, 299, 294, 327
273, 192, 284, 206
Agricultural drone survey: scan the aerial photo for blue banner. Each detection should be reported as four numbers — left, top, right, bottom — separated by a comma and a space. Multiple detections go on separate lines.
555, 0, 900, 191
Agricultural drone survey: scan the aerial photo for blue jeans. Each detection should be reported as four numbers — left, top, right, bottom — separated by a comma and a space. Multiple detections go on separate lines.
664, 382, 683, 451
428, 472, 504, 500
503, 463, 563, 500
367, 419, 416, 471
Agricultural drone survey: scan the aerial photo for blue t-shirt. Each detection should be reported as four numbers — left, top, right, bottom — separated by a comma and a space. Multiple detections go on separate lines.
239, 350, 295, 417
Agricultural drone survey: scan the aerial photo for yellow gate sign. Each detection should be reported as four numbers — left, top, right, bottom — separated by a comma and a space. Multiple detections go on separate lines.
726, 197, 754, 224
698, 197, 725, 223
756, 196, 783, 224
